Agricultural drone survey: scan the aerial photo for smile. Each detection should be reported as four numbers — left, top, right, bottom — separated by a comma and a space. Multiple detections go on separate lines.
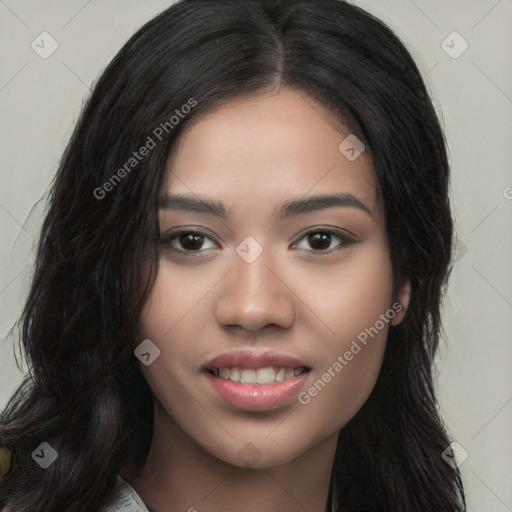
204, 350, 312, 411
207, 366, 308, 385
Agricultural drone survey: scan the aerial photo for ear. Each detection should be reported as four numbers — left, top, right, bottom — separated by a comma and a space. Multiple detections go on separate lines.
391, 278, 411, 326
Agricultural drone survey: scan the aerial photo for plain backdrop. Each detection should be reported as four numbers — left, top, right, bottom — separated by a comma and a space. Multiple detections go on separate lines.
1, 1, 511, 510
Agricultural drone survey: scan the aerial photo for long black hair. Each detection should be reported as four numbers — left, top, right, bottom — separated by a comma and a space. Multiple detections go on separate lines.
0, 0, 465, 510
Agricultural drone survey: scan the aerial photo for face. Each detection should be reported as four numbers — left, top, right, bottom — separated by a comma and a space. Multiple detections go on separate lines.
136, 85, 408, 468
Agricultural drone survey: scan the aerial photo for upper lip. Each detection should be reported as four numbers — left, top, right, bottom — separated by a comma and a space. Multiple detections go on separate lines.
205, 350, 311, 370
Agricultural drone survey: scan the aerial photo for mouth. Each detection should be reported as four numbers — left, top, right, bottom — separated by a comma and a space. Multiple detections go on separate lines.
206, 366, 309, 384
203, 350, 312, 411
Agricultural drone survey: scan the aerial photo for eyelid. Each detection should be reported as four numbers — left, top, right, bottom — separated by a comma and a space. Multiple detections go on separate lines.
291, 225, 358, 244
160, 227, 220, 243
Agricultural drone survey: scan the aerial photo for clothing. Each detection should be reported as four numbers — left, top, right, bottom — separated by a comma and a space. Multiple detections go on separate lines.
103, 474, 338, 512
101, 475, 153, 512
0, 476, 153, 512
3, 474, 336, 511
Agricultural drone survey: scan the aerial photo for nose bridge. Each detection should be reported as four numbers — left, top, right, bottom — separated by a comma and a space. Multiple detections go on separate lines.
215, 241, 295, 331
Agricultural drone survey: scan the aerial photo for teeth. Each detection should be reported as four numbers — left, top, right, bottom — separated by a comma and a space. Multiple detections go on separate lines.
212, 366, 307, 384
240, 369, 257, 384
256, 367, 275, 384
230, 368, 240, 382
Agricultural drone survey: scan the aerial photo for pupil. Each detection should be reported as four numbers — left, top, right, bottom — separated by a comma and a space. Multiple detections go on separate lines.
180, 233, 204, 251
308, 232, 331, 250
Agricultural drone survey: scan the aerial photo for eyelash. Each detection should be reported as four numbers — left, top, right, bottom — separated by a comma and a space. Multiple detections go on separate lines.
159, 227, 358, 257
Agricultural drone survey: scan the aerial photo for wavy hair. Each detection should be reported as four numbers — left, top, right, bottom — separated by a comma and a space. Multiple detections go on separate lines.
0, 0, 465, 510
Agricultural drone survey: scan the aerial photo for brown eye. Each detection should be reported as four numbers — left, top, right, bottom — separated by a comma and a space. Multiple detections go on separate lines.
160, 230, 218, 255
307, 232, 333, 251
293, 228, 357, 254
179, 233, 206, 251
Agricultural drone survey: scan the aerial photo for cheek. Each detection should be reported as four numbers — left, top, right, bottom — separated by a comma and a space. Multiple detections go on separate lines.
135, 289, 209, 451
135, 286, 200, 394
296, 327, 388, 436
135, 262, 222, 424
297, 237, 394, 342
293, 240, 393, 424
136, 260, 214, 346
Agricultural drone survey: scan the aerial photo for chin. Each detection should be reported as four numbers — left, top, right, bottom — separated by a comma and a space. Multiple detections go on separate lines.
202, 433, 320, 470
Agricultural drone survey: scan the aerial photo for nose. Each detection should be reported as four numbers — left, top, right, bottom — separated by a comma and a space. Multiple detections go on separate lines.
215, 246, 296, 332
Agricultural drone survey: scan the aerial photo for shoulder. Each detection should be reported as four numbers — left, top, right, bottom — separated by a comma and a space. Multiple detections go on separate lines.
100, 474, 151, 512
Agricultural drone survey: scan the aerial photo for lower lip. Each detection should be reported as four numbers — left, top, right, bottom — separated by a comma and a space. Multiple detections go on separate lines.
205, 371, 309, 411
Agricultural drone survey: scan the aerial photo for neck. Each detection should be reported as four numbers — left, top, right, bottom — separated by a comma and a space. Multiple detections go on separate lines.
122, 405, 338, 512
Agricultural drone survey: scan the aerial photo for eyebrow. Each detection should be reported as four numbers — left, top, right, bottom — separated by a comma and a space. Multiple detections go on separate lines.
159, 192, 373, 219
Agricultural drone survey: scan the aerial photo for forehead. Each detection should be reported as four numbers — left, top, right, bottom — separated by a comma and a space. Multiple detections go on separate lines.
164, 86, 379, 215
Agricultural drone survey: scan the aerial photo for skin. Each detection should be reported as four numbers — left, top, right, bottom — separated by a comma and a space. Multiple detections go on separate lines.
123, 84, 410, 512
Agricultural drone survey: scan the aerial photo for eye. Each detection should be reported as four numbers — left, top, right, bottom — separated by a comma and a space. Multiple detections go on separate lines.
292, 228, 357, 254
160, 227, 357, 257
160, 230, 218, 255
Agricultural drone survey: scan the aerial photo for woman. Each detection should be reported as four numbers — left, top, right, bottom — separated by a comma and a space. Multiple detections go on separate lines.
0, 0, 465, 510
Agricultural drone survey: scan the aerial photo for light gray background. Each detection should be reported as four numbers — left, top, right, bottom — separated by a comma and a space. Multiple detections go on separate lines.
1, 1, 511, 510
